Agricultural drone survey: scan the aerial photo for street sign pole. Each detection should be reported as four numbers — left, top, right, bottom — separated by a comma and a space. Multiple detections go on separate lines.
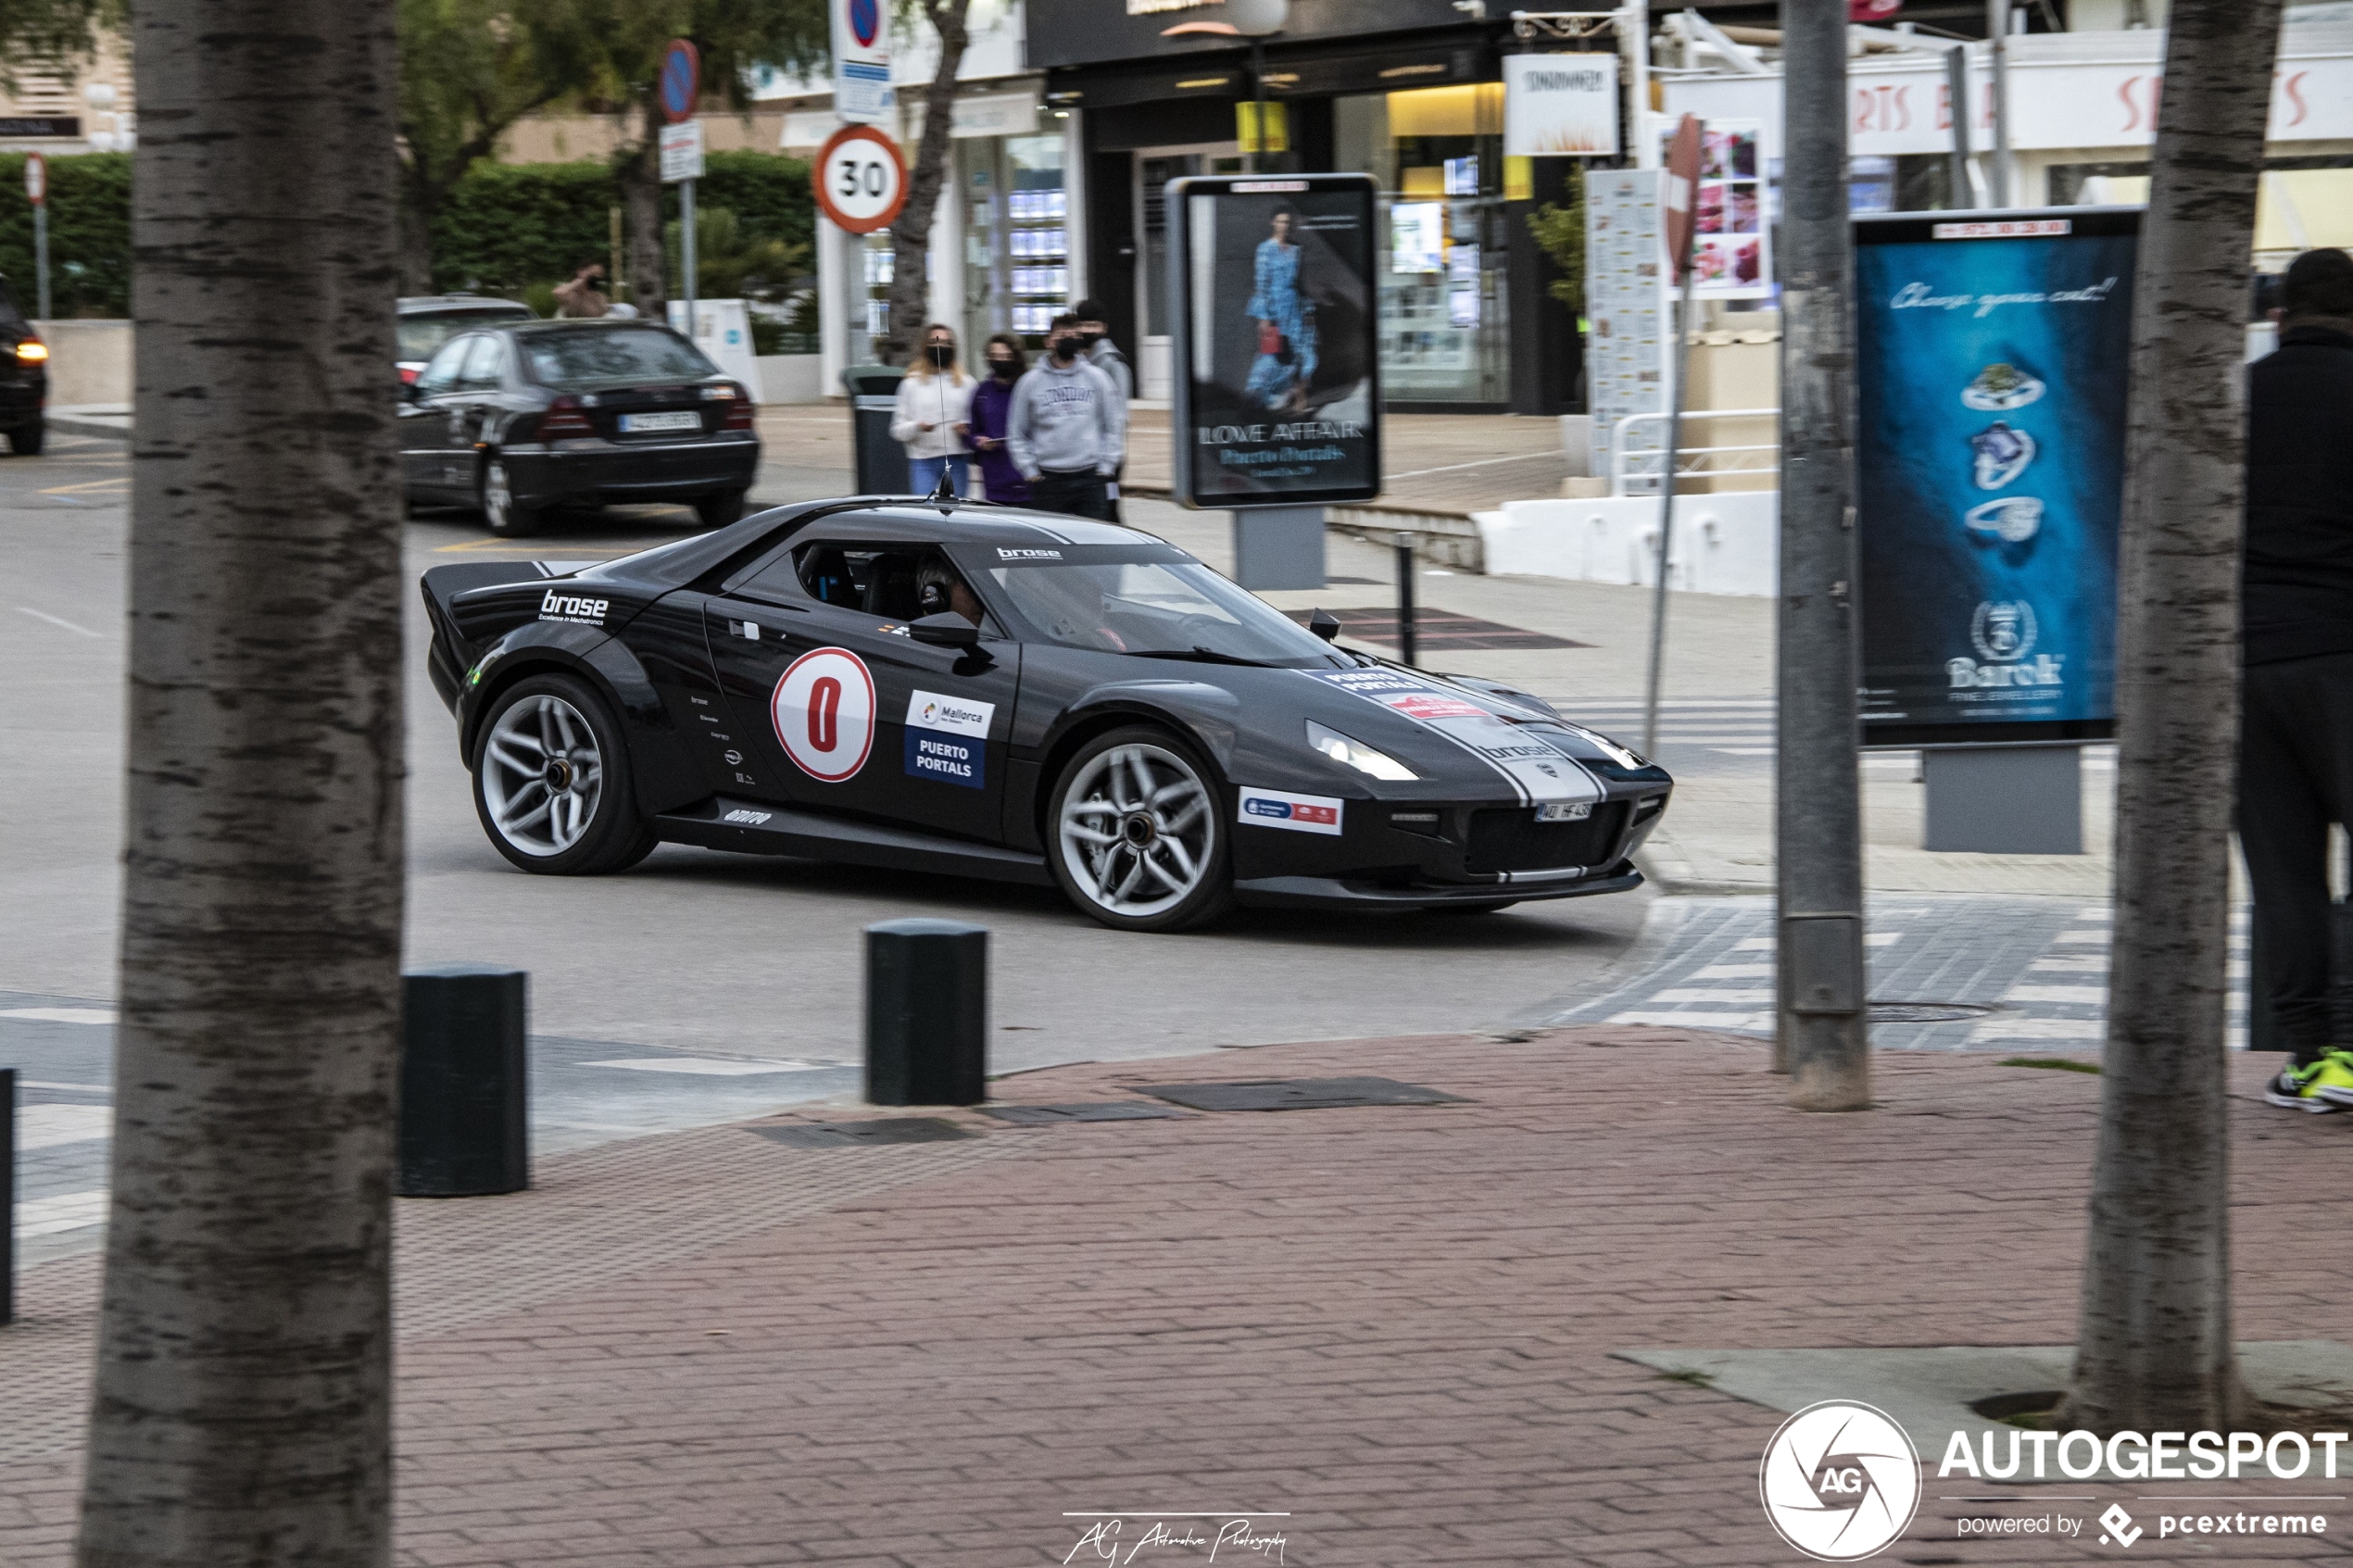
1776, 0, 1869, 1109
661, 39, 702, 345
26, 154, 49, 320
1642, 115, 1703, 760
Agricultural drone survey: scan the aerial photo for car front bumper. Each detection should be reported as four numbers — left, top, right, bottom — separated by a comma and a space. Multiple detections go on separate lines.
503, 433, 761, 507
1234, 860, 1645, 910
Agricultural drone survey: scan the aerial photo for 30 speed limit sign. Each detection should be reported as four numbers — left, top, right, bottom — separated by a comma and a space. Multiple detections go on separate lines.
815, 124, 907, 234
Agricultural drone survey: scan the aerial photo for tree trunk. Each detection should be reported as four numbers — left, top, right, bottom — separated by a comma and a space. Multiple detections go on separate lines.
75, 0, 406, 1562
2063, 0, 2284, 1436
885, 0, 973, 366
622, 96, 667, 322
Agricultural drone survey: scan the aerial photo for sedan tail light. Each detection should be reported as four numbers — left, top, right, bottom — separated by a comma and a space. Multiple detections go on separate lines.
702, 381, 756, 430
537, 394, 596, 439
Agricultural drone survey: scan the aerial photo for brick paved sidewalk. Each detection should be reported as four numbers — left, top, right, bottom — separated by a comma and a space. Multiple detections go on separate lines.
2, 1028, 2345, 1566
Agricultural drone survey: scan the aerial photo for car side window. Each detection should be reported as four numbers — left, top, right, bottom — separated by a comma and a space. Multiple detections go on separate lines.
456, 333, 508, 393
416, 334, 473, 395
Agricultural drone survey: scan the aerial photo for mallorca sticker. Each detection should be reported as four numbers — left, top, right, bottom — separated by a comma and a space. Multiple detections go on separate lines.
1238, 787, 1344, 835
905, 689, 994, 739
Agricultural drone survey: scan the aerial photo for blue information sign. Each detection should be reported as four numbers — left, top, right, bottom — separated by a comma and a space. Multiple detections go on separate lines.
660, 40, 700, 124
1855, 209, 2141, 748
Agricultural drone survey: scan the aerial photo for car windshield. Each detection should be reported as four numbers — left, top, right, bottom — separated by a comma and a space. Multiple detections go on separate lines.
522, 326, 716, 388
983, 553, 1345, 666
397, 307, 528, 362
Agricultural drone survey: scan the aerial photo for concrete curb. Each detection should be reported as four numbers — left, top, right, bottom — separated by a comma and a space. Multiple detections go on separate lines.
47, 413, 128, 442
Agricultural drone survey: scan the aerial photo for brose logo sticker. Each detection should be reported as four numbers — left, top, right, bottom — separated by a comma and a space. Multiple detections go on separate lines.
539, 589, 610, 625
995, 546, 1063, 561
1237, 787, 1344, 835
771, 647, 876, 783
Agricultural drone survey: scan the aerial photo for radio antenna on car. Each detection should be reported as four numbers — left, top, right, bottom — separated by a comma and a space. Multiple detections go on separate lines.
924, 332, 962, 517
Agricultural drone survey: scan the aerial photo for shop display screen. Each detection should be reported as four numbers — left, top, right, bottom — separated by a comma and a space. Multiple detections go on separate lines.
1168, 174, 1383, 508
1854, 208, 2139, 746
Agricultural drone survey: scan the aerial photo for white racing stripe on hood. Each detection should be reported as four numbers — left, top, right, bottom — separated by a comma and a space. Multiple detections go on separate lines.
1306, 669, 1604, 805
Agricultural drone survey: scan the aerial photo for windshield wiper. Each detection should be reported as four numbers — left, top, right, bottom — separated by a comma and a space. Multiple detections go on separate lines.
1129, 646, 1280, 668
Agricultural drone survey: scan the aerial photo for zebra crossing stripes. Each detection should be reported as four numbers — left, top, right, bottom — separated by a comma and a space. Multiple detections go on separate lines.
1970, 904, 2250, 1047
1548, 698, 1778, 757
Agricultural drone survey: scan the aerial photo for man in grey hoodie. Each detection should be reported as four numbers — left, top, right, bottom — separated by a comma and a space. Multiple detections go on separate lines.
1008, 313, 1125, 521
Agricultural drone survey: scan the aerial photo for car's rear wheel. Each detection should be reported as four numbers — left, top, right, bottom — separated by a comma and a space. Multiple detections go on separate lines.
479, 458, 541, 536
472, 673, 657, 874
696, 489, 748, 528
7, 418, 44, 456
1048, 726, 1232, 933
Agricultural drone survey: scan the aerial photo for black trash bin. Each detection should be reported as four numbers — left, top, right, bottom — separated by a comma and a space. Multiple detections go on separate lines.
844, 364, 910, 495
400, 965, 530, 1197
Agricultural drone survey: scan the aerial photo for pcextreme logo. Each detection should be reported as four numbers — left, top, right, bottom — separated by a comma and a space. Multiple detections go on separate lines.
1759, 1401, 1923, 1562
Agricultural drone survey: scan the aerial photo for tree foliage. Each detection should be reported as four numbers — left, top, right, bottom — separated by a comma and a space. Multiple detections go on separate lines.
0, 0, 120, 83
666, 205, 809, 303
0, 150, 130, 316
1526, 198, 1585, 318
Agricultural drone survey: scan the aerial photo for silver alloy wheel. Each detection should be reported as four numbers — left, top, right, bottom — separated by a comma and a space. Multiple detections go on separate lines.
481, 694, 604, 857
483, 460, 513, 531
1057, 742, 1215, 919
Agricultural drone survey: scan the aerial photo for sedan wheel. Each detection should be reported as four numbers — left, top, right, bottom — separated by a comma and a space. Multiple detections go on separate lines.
1050, 728, 1232, 932
471, 674, 657, 874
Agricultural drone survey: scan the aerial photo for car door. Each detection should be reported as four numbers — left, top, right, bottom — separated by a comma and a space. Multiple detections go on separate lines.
398, 334, 473, 497
702, 534, 1023, 845
442, 332, 510, 490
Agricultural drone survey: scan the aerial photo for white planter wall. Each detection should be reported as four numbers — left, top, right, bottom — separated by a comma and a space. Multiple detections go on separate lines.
1475, 490, 1780, 597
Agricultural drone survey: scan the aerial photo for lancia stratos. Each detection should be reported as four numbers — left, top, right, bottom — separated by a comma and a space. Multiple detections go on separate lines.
421, 500, 1674, 932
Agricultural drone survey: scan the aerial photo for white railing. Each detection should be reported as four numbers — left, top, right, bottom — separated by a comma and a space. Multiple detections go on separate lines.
1608, 408, 1780, 497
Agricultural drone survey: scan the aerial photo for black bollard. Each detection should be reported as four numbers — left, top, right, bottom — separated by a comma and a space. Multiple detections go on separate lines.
865, 920, 988, 1106
1, 1068, 13, 1325
400, 966, 530, 1197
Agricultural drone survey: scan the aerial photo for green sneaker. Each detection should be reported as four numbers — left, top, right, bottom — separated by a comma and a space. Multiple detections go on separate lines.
2312, 1052, 2353, 1109
2268, 1054, 2353, 1111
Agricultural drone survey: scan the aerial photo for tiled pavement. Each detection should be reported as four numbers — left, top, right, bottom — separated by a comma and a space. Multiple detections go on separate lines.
2, 1026, 2344, 1566
1540, 894, 2251, 1052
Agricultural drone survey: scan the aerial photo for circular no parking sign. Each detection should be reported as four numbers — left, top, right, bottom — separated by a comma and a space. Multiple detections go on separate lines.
815, 124, 907, 234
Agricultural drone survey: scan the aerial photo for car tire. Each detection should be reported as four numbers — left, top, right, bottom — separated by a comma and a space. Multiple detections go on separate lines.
1047, 724, 1233, 934
7, 418, 44, 456
696, 489, 748, 528
471, 672, 658, 875
479, 457, 541, 536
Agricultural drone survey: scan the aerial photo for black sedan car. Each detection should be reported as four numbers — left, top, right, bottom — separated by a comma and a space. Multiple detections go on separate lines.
399, 319, 761, 536
422, 500, 1672, 932
0, 275, 47, 456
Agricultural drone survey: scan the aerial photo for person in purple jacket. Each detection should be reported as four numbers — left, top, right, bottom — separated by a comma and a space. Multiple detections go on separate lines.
967, 332, 1031, 507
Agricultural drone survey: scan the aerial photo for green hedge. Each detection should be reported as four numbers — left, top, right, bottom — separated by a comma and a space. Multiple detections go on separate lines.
428, 149, 813, 299
0, 152, 132, 318
0, 147, 813, 316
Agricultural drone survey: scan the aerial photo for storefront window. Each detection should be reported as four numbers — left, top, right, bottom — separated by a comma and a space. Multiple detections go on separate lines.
1337, 82, 1511, 405
959, 125, 1071, 352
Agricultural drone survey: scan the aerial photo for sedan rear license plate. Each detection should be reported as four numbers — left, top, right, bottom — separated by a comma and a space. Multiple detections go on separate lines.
618, 410, 700, 433
1534, 802, 1592, 822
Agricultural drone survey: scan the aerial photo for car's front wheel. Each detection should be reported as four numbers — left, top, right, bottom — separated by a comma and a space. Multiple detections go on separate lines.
471, 673, 657, 874
7, 418, 44, 456
479, 458, 541, 536
1048, 726, 1233, 933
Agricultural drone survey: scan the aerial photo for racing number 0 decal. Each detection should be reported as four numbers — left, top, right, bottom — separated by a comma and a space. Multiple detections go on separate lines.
772, 647, 876, 782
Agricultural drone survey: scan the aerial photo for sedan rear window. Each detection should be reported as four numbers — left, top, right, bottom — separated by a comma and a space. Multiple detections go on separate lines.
522, 327, 716, 388
397, 307, 530, 363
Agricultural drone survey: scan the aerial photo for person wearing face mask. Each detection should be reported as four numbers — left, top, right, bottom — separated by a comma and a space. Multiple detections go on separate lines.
890, 323, 975, 497
1007, 313, 1124, 521
1070, 298, 1132, 520
966, 332, 1031, 507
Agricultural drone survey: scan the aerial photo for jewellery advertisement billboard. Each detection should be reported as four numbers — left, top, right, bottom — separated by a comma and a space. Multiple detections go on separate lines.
1168, 174, 1383, 508
1855, 208, 2140, 747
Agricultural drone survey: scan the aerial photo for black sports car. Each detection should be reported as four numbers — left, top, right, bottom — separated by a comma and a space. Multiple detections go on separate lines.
400, 319, 760, 535
421, 500, 1673, 932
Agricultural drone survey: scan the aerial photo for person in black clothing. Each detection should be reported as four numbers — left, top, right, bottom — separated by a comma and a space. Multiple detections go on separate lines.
2243, 248, 2353, 1110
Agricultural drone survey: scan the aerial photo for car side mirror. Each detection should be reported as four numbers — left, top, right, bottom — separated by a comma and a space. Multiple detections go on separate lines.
911, 611, 980, 649
1308, 608, 1340, 642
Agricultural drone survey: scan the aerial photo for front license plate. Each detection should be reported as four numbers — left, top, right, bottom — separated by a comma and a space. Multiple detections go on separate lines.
618, 410, 700, 433
1535, 802, 1592, 822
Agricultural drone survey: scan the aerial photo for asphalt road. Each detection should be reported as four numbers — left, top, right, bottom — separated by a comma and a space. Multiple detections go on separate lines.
0, 434, 1653, 1097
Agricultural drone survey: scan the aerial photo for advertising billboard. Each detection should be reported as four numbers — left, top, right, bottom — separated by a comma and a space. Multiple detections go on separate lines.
1854, 208, 2140, 747
1168, 174, 1382, 509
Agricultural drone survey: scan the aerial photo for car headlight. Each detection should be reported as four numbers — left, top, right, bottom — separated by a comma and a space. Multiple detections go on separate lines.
1561, 722, 1646, 770
1307, 720, 1416, 781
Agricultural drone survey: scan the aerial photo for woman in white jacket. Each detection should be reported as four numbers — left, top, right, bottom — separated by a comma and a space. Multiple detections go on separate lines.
891, 323, 975, 497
